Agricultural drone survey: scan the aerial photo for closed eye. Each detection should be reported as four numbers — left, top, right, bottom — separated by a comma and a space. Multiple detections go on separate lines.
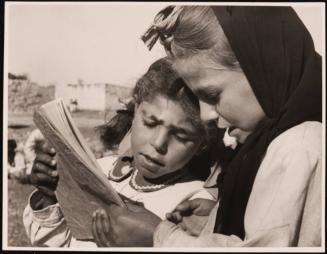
174, 133, 190, 142
194, 87, 220, 105
142, 118, 158, 128
171, 128, 196, 143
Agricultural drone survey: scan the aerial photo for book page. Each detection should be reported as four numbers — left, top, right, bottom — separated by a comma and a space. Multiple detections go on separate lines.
34, 98, 125, 239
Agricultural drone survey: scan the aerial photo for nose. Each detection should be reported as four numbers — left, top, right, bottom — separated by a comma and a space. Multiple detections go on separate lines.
199, 101, 219, 122
150, 128, 168, 155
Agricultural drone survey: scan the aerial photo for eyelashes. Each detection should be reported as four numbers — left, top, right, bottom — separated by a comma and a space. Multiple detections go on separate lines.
196, 87, 221, 104
142, 118, 192, 143
142, 119, 157, 128
203, 93, 220, 104
174, 135, 191, 143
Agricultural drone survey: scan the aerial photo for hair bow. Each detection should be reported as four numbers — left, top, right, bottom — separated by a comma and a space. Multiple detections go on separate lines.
141, 5, 183, 51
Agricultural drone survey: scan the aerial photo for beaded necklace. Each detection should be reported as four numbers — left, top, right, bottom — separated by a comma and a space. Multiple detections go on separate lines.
129, 168, 186, 192
107, 155, 187, 192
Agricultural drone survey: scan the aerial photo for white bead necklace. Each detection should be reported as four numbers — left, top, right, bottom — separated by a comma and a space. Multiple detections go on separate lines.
129, 168, 186, 192
108, 164, 133, 181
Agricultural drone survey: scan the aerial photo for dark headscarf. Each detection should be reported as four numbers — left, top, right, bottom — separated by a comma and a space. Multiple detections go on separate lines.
212, 6, 322, 239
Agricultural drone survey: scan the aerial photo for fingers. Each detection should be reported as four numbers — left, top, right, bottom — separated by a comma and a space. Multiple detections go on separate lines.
106, 203, 125, 216
29, 172, 57, 184
35, 153, 57, 169
166, 211, 182, 223
181, 215, 209, 236
37, 185, 57, 197
175, 217, 201, 236
167, 200, 198, 223
125, 200, 146, 212
173, 200, 195, 216
178, 221, 188, 231
178, 221, 199, 236
41, 142, 56, 155
166, 212, 174, 221
34, 161, 58, 176
192, 199, 216, 216
96, 210, 110, 246
168, 199, 216, 229
174, 199, 216, 216
31, 154, 58, 185
101, 209, 110, 234
92, 210, 103, 247
30, 161, 58, 184
92, 209, 111, 247
30, 146, 59, 197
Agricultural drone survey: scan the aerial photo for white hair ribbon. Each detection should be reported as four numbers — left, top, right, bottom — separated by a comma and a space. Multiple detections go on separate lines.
141, 6, 183, 51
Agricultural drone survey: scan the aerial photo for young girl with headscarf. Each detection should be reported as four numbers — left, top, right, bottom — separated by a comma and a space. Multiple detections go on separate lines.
95, 5, 322, 247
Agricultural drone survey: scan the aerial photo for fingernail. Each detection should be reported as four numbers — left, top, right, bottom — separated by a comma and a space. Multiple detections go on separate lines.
51, 160, 56, 166
50, 148, 56, 153
51, 171, 58, 177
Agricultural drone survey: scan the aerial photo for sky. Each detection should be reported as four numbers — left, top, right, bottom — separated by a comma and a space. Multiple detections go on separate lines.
5, 2, 325, 87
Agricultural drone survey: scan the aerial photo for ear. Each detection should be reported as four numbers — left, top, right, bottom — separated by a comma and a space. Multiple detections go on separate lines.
133, 102, 140, 114
132, 102, 141, 124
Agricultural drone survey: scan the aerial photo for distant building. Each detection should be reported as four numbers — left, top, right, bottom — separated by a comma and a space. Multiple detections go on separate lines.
8, 73, 55, 113
8, 72, 29, 88
8, 72, 28, 81
55, 82, 132, 111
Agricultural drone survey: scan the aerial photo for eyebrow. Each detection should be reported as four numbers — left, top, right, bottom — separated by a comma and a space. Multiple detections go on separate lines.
193, 85, 220, 102
142, 110, 196, 135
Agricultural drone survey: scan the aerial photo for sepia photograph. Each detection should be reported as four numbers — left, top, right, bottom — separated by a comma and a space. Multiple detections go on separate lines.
2, 1, 325, 252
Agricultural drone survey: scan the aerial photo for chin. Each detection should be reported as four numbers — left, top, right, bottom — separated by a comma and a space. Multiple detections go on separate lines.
238, 133, 251, 143
137, 165, 159, 179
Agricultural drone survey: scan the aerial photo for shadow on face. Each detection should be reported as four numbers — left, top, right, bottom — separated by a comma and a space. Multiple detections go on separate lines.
130, 95, 204, 179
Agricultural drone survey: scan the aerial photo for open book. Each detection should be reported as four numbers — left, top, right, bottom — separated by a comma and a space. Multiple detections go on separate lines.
34, 98, 125, 240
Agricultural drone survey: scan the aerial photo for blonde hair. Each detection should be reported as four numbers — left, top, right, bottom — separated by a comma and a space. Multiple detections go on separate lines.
170, 6, 240, 72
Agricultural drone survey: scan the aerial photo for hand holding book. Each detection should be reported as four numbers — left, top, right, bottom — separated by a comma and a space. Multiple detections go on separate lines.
33, 98, 125, 240
28, 141, 58, 207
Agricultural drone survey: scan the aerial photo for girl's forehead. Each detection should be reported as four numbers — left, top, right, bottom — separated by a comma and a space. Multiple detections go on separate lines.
139, 96, 201, 132
173, 54, 221, 77
141, 95, 183, 114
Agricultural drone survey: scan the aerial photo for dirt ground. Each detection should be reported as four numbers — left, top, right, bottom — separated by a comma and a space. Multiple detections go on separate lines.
7, 178, 35, 247
6, 110, 113, 247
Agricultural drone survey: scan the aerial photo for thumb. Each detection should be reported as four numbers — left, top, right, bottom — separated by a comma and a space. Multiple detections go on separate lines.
174, 200, 197, 216
125, 200, 146, 213
104, 203, 123, 218
192, 199, 216, 216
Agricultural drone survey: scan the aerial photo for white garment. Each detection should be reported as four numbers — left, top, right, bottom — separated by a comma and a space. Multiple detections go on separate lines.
23, 155, 214, 247
24, 129, 44, 175
154, 121, 322, 247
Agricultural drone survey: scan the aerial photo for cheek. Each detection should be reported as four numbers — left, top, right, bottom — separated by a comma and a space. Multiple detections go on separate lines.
236, 96, 265, 130
130, 118, 150, 153
130, 126, 138, 153
219, 91, 262, 131
164, 140, 201, 171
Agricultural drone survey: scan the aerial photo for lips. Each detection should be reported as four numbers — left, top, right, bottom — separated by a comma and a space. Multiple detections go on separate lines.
227, 126, 236, 135
140, 153, 164, 167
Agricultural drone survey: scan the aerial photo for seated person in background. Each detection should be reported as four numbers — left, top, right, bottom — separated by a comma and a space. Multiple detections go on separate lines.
23, 58, 217, 247
8, 129, 45, 183
24, 128, 45, 176
8, 139, 17, 167
7, 140, 27, 181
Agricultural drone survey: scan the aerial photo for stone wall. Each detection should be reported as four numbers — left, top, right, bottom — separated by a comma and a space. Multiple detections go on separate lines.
105, 84, 132, 111
8, 79, 55, 113
8, 78, 132, 113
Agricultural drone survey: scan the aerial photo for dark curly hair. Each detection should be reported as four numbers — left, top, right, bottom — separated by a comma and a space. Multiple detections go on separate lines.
98, 57, 219, 180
